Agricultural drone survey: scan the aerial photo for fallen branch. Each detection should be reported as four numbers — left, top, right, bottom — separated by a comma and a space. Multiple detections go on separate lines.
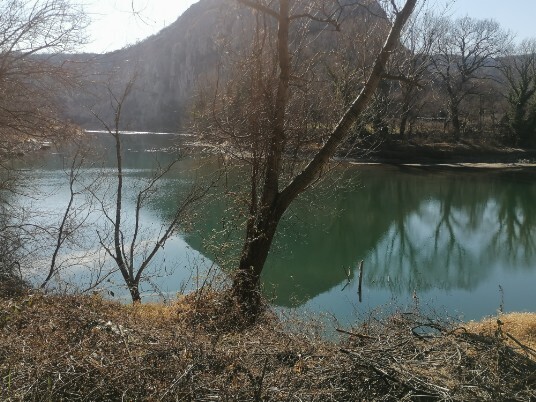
506, 332, 536, 358
336, 328, 375, 340
339, 348, 442, 397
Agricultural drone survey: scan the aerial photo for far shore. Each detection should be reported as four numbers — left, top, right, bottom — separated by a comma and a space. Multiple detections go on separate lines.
349, 140, 536, 166
348, 161, 536, 169
9, 133, 536, 172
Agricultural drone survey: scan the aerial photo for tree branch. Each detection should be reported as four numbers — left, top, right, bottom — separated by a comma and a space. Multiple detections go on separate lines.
278, 0, 418, 211
236, 0, 280, 19
382, 72, 423, 88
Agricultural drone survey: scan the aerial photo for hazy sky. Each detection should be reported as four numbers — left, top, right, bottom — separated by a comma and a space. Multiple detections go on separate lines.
83, 0, 536, 53
446, 0, 536, 38
83, 0, 198, 53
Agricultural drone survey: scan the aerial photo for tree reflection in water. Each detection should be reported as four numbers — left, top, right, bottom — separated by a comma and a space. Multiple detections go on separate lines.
174, 162, 536, 318
254, 166, 536, 311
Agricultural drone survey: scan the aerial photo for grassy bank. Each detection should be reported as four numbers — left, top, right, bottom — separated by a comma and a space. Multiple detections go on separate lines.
1, 292, 535, 401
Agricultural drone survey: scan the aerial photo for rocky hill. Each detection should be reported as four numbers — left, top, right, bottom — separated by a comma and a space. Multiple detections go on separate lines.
61, 0, 386, 132
61, 0, 224, 131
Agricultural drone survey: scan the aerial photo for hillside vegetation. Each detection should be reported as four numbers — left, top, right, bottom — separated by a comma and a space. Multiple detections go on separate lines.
57, 0, 536, 151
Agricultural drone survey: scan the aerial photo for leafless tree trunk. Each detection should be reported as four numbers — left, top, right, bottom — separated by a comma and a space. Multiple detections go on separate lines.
93, 79, 215, 303
226, 0, 418, 313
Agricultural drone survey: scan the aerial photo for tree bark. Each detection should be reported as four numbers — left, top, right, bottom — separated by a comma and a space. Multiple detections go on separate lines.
233, 203, 287, 313
128, 281, 142, 303
449, 99, 461, 140
399, 113, 409, 137
232, 0, 291, 313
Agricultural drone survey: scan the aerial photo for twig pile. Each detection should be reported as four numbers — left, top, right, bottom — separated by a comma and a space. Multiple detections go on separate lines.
0, 292, 535, 401
338, 312, 536, 400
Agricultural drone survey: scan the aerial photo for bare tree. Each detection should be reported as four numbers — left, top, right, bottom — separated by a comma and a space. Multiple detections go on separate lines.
430, 16, 511, 139
198, 0, 417, 314
0, 0, 87, 292
500, 39, 536, 146
93, 80, 214, 303
39, 148, 98, 290
321, 1, 391, 140
388, 7, 438, 137
0, 0, 87, 145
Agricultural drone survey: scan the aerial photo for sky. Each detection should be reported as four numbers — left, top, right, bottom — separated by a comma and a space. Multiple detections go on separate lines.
444, 0, 536, 39
83, 0, 198, 53
83, 0, 536, 53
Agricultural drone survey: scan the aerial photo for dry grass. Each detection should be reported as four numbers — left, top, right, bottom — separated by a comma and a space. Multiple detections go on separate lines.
1, 291, 535, 401
340, 312, 536, 401
467, 313, 536, 357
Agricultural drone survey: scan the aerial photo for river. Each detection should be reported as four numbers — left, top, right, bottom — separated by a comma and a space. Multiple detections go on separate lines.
11, 132, 536, 325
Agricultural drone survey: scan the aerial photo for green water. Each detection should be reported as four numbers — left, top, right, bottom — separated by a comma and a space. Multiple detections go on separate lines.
186, 162, 536, 322
269, 165, 536, 321
14, 133, 536, 323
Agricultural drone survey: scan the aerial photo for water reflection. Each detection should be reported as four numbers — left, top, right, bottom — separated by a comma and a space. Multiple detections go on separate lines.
14, 139, 536, 320
37, 132, 185, 171
253, 166, 536, 316
183, 162, 536, 317
14, 133, 213, 299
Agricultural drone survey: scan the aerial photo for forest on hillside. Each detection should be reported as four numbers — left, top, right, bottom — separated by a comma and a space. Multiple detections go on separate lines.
42, 0, 536, 149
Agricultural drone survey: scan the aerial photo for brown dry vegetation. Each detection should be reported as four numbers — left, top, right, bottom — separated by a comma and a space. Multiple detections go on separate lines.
467, 313, 536, 355
356, 139, 536, 165
1, 291, 535, 401
0, 125, 81, 158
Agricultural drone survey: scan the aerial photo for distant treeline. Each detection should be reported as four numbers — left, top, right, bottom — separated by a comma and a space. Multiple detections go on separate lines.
54, 0, 536, 147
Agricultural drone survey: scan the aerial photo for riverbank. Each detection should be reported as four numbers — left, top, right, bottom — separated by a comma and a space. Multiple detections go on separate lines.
198, 135, 536, 168
1, 291, 535, 401
354, 140, 536, 166
0, 126, 82, 158
9, 131, 536, 168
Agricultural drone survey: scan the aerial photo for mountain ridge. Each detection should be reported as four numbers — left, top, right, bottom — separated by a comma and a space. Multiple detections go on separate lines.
61, 0, 387, 132
62, 0, 224, 131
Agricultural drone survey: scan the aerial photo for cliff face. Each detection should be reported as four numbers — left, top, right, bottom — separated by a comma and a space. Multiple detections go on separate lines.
61, 0, 386, 132
62, 0, 224, 131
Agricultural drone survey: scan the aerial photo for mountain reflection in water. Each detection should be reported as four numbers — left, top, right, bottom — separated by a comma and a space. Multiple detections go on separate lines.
189, 164, 536, 320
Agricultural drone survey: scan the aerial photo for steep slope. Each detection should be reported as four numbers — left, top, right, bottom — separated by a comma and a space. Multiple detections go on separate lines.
63, 0, 224, 131
61, 0, 387, 132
